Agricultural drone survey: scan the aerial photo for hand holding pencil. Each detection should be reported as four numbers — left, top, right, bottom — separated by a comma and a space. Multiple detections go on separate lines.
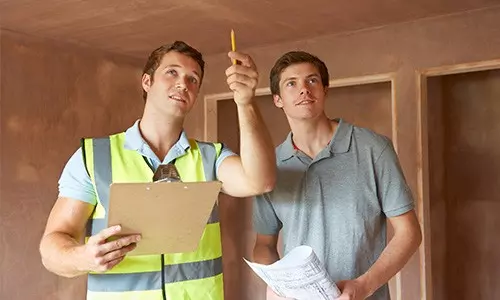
226, 29, 259, 105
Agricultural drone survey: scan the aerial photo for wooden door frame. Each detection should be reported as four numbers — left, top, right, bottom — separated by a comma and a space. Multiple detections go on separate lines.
203, 72, 431, 300
416, 58, 500, 300
204, 73, 396, 141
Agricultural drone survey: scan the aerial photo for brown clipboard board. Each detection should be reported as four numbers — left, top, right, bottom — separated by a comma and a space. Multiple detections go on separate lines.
107, 181, 222, 256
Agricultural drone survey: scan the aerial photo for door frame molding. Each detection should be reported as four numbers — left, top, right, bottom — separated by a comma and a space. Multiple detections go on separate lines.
416, 58, 500, 300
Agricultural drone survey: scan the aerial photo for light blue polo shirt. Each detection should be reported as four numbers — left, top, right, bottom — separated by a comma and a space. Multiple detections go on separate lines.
253, 119, 414, 300
58, 121, 236, 204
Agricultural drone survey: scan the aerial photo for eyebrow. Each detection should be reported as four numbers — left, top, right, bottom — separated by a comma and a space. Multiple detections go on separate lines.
282, 73, 320, 83
163, 64, 201, 79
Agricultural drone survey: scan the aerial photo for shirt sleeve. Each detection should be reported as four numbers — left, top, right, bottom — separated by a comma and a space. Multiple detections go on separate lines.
375, 140, 415, 218
215, 143, 237, 178
58, 147, 97, 205
252, 192, 283, 235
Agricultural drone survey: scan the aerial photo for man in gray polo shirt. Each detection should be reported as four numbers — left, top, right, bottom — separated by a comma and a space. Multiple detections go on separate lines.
253, 51, 422, 300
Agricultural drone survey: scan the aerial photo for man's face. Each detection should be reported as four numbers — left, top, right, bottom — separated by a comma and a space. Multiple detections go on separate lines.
142, 51, 202, 118
273, 63, 327, 121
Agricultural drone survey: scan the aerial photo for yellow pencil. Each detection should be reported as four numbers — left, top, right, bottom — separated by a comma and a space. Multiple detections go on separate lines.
231, 29, 237, 65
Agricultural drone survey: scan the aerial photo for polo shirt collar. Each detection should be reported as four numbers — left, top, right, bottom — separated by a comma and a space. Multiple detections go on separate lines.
328, 118, 353, 154
277, 118, 353, 162
123, 120, 191, 153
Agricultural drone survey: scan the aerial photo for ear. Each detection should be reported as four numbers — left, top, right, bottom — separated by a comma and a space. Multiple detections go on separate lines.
323, 86, 329, 97
273, 94, 284, 108
142, 73, 152, 93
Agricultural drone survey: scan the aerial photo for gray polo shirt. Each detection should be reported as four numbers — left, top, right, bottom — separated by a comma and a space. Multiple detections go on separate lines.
253, 119, 414, 300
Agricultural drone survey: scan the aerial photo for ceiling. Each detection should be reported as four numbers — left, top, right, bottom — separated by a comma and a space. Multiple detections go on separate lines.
1, 0, 500, 58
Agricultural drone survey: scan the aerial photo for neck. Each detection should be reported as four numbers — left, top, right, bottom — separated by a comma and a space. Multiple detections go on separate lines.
139, 104, 185, 161
289, 114, 337, 158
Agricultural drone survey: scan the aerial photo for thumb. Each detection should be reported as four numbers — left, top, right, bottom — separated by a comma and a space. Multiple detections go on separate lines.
336, 280, 347, 291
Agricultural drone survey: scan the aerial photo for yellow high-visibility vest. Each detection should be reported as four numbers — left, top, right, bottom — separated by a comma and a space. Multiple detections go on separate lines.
82, 132, 224, 300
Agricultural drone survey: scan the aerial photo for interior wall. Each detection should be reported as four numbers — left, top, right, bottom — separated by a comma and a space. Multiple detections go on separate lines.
0, 29, 144, 300
439, 70, 500, 300
216, 82, 392, 300
199, 6, 500, 300
327, 82, 392, 138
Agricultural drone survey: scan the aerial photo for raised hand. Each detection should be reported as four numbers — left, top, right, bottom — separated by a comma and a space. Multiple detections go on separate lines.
225, 51, 259, 106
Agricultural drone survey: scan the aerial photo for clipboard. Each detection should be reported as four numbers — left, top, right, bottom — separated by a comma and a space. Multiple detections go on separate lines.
107, 181, 222, 256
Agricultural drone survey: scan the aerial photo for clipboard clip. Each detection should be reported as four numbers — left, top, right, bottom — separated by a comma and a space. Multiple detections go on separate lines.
153, 163, 182, 183
154, 177, 181, 183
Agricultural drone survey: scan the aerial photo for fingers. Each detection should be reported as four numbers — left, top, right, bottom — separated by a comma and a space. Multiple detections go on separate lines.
225, 64, 258, 80
334, 281, 352, 300
95, 255, 126, 272
88, 225, 122, 245
93, 243, 137, 272
105, 256, 126, 271
98, 234, 141, 255
84, 226, 142, 273
226, 73, 258, 90
85, 233, 140, 272
225, 64, 259, 94
226, 82, 249, 94
225, 52, 259, 104
336, 280, 347, 290
228, 51, 256, 68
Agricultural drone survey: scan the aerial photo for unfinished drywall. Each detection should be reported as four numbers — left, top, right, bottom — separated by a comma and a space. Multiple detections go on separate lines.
428, 70, 500, 300
0, 30, 143, 300
216, 82, 392, 300
199, 6, 500, 300
327, 82, 392, 138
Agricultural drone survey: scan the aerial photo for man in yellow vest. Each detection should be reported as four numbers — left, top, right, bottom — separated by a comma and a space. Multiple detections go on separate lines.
39, 41, 276, 300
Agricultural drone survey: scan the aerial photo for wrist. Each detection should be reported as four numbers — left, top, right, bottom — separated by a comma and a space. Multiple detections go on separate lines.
235, 99, 254, 107
355, 274, 376, 298
66, 243, 89, 274
235, 101, 256, 114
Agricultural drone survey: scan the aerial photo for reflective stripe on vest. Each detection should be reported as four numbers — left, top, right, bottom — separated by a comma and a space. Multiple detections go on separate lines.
88, 256, 223, 291
82, 133, 224, 300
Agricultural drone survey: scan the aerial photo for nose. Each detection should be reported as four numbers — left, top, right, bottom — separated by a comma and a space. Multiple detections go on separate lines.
175, 77, 188, 91
299, 81, 311, 95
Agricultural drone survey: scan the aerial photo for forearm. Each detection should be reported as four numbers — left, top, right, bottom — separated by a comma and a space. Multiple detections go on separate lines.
253, 244, 280, 265
237, 102, 276, 193
357, 227, 422, 296
40, 232, 86, 278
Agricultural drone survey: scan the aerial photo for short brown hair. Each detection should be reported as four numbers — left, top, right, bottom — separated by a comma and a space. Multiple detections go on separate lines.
142, 41, 205, 101
269, 51, 329, 96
